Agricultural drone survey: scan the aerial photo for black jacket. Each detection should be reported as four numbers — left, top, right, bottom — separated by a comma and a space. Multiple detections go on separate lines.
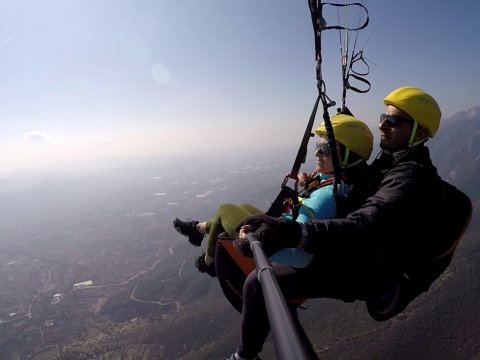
303, 145, 444, 292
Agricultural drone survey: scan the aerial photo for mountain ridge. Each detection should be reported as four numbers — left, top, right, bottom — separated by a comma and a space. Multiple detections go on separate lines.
444, 105, 480, 124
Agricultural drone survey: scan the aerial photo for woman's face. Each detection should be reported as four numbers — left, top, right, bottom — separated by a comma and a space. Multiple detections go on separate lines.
314, 137, 336, 174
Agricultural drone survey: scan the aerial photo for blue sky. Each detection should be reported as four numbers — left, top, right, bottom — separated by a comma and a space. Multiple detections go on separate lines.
0, 0, 479, 173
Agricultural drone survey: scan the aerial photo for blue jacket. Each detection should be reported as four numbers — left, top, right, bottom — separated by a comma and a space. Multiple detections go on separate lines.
270, 175, 348, 268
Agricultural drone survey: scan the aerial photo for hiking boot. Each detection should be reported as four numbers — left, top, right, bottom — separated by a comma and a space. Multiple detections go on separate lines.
195, 253, 217, 277
172, 218, 204, 247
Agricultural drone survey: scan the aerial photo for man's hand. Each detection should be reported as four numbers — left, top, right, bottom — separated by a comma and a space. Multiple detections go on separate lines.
232, 224, 255, 258
233, 214, 302, 257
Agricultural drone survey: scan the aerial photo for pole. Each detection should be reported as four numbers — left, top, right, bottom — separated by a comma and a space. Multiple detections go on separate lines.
247, 233, 318, 360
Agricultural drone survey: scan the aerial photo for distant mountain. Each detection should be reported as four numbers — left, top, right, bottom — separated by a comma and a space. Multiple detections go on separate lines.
444, 106, 480, 124
429, 105, 480, 229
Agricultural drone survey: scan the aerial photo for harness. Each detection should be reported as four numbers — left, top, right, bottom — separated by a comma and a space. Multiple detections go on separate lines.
298, 176, 335, 220
366, 180, 473, 321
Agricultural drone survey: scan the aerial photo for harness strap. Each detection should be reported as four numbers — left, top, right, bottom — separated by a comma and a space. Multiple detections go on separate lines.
267, 1, 370, 215
288, 94, 321, 182
298, 177, 336, 220
299, 176, 335, 198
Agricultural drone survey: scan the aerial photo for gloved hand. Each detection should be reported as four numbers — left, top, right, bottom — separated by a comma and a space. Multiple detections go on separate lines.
232, 237, 254, 258
233, 214, 302, 257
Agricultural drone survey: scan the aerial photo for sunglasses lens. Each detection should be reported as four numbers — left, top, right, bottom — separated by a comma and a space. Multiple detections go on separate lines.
380, 114, 398, 127
380, 113, 412, 127
316, 142, 331, 156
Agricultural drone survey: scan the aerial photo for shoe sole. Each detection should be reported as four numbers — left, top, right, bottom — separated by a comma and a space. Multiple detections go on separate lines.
173, 219, 203, 247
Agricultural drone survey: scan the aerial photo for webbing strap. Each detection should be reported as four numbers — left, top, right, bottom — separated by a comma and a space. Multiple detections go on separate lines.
288, 94, 321, 181
309, 0, 342, 194
267, 0, 370, 214
266, 94, 320, 217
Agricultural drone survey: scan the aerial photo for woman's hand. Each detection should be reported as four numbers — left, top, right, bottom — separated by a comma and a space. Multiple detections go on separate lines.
298, 171, 317, 187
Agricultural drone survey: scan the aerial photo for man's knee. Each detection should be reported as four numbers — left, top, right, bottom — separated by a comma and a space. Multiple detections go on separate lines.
244, 270, 261, 296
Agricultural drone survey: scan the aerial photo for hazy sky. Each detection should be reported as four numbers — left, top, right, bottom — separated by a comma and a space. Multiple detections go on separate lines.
1, 0, 479, 173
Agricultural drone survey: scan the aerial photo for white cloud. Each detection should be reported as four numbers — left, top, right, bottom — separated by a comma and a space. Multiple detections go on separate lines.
1, 36, 13, 44
24, 131, 49, 142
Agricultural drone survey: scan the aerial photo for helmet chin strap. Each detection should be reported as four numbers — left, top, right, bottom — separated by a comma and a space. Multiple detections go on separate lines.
408, 121, 428, 148
378, 121, 427, 157
340, 147, 364, 169
407, 121, 419, 148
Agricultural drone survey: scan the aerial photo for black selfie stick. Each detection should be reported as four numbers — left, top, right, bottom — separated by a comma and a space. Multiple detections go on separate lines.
247, 233, 318, 360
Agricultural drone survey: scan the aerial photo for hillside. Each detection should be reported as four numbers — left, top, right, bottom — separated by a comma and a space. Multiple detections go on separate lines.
0, 109, 478, 359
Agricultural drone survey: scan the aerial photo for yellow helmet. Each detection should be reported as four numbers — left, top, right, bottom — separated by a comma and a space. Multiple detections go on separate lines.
314, 114, 373, 160
383, 86, 441, 137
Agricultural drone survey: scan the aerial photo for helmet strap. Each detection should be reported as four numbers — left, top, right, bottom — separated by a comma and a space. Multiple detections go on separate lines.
341, 147, 350, 169
408, 121, 419, 148
343, 158, 364, 169
341, 148, 364, 169
408, 121, 430, 148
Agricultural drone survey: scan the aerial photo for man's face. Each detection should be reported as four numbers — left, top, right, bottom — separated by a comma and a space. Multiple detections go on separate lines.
379, 105, 414, 152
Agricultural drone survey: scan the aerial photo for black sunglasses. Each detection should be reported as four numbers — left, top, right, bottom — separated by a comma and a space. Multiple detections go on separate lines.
379, 113, 413, 128
315, 142, 331, 157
